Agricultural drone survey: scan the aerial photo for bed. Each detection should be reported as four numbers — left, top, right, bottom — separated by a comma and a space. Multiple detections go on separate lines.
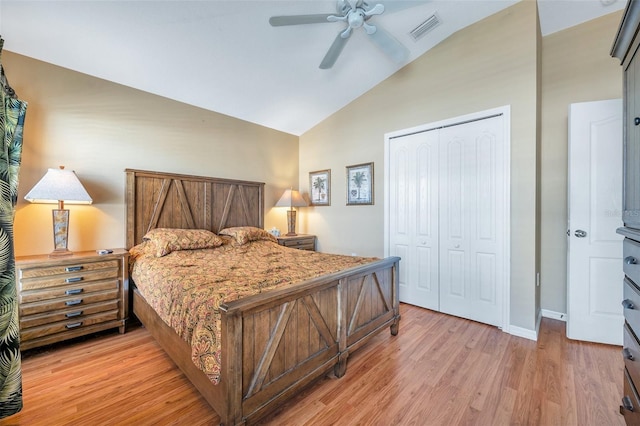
125, 169, 400, 425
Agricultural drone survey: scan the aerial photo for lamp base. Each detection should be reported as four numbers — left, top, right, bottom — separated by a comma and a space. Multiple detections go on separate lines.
51, 209, 72, 257
49, 248, 73, 257
286, 209, 297, 236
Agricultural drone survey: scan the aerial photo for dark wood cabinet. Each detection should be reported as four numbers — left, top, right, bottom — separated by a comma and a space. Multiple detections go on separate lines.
613, 1, 640, 422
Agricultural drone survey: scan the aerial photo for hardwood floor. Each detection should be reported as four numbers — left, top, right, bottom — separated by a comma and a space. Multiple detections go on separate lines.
1, 304, 624, 426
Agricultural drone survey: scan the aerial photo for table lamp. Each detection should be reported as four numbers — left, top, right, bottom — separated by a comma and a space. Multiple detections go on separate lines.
275, 188, 307, 236
24, 166, 93, 257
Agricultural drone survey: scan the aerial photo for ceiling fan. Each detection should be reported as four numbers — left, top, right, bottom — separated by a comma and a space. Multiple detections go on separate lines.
269, 0, 410, 69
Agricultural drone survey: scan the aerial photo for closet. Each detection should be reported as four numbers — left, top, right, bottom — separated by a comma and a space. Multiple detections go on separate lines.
385, 108, 509, 328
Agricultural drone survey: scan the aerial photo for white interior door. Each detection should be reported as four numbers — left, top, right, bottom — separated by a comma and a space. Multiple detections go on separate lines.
387, 109, 508, 328
567, 99, 623, 345
439, 116, 506, 327
389, 130, 440, 310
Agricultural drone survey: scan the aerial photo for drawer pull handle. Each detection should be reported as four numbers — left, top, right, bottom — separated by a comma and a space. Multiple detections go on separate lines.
65, 288, 83, 295
65, 277, 83, 283
65, 322, 83, 329
65, 311, 83, 318
626, 256, 638, 265
623, 347, 635, 360
65, 299, 83, 306
623, 395, 635, 412
65, 266, 83, 272
623, 299, 635, 310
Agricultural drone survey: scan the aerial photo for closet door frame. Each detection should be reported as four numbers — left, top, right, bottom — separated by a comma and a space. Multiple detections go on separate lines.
384, 105, 511, 332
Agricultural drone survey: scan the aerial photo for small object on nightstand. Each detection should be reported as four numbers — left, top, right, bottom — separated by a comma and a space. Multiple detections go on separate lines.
277, 234, 316, 251
96, 249, 113, 255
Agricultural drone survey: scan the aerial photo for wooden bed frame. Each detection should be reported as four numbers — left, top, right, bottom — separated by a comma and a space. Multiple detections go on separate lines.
125, 169, 400, 425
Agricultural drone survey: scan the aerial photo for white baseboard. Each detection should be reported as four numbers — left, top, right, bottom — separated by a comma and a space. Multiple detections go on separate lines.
507, 324, 538, 341
541, 309, 566, 322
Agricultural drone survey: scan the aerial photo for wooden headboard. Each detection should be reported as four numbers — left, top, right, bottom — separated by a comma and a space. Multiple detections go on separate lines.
125, 169, 264, 248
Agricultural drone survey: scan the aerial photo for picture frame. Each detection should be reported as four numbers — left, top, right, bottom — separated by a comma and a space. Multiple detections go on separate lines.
346, 162, 374, 205
309, 169, 331, 206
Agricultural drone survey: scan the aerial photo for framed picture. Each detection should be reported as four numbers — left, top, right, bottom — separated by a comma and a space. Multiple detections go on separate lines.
346, 162, 374, 205
309, 169, 331, 206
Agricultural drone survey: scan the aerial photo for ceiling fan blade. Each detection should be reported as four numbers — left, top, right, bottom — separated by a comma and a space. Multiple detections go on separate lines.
364, 3, 385, 17
320, 31, 350, 69
269, 14, 333, 26
368, 24, 409, 64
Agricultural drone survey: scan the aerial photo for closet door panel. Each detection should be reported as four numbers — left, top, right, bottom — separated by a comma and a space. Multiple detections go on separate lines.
440, 117, 504, 327
390, 131, 439, 310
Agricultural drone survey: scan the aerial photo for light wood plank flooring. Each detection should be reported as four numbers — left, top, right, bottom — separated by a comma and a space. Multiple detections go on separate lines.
1, 304, 624, 426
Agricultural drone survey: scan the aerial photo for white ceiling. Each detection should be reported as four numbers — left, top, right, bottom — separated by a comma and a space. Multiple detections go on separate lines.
0, 0, 626, 136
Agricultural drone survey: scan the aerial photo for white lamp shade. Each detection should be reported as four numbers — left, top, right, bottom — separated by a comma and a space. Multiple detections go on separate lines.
275, 189, 307, 209
24, 167, 93, 204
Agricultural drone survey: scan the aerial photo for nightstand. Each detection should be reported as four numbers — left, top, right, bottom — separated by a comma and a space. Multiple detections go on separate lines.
15, 249, 129, 350
277, 234, 316, 251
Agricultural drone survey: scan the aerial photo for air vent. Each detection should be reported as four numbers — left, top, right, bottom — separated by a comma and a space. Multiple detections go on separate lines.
409, 13, 441, 41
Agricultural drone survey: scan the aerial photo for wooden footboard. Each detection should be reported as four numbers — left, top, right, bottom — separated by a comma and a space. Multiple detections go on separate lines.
219, 256, 400, 425
133, 256, 400, 426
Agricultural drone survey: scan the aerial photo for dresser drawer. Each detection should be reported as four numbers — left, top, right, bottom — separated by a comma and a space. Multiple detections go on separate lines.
624, 323, 640, 388
20, 299, 119, 329
19, 278, 119, 304
20, 288, 120, 316
278, 235, 316, 251
19, 261, 119, 291
624, 278, 640, 331
19, 259, 119, 280
625, 239, 640, 286
20, 309, 120, 342
622, 367, 640, 424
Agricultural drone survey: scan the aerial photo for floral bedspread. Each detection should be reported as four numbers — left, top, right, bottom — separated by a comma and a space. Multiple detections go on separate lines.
130, 238, 376, 385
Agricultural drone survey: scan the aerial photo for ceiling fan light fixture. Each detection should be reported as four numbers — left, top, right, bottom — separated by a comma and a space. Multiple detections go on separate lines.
409, 12, 441, 42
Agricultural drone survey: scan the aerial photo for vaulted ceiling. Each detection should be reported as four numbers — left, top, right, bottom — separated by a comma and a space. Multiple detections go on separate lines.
0, 0, 626, 135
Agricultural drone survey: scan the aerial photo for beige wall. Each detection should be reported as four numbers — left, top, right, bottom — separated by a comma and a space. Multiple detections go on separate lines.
4, 52, 299, 257
540, 11, 623, 315
299, 1, 540, 330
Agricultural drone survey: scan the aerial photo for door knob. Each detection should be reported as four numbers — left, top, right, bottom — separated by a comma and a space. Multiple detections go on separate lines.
574, 229, 587, 238
626, 256, 638, 265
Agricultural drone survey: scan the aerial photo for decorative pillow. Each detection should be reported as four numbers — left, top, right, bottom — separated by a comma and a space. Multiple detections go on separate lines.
128, 241, 154, 261
142, 228, 223, 257
218, 226, 277, 245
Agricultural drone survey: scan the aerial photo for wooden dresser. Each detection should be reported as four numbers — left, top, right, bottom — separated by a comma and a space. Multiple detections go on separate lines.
15, 249, 129, 351
276, 234, 316, 251
612, 1, 640, 422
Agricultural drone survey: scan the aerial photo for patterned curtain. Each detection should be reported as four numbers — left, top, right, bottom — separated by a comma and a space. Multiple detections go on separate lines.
0, 37, 27, 419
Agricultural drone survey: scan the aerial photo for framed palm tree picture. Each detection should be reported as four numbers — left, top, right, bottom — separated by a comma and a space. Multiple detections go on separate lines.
346, 162, 374, 205
309, 169, 331, 206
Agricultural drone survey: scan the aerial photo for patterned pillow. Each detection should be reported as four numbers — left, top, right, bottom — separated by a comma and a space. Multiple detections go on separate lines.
142, 228, 223, 257
218, 226, 277, 245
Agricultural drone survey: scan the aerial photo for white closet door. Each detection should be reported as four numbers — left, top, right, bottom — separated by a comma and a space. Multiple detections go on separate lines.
439, 116, 505, 326
389, 130, 440, 310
